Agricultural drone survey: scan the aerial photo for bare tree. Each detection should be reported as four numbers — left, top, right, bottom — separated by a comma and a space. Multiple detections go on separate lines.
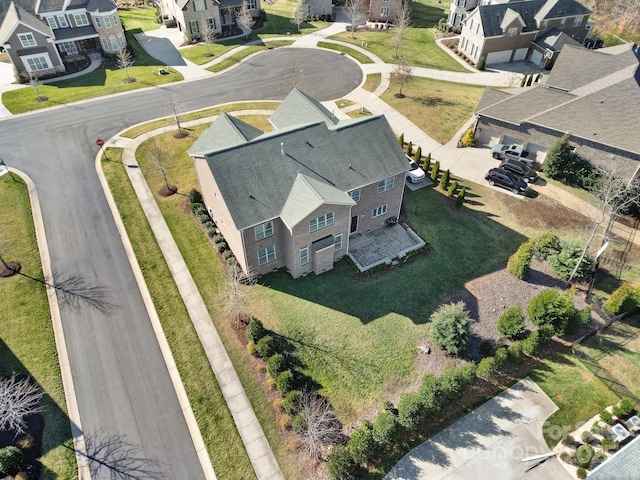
75, 429, 165, 480
221, 263, 255, 325
26, 71, 47, 101
236, 1, 256, 37
295, 388, 343, 461
0, 373, 44, 434
147, 138, 176, 195
0, 251, 115, 314
345, 0, 366, 39
291, 0, 306, 33
167, 95, 186, 138
116, 48, 136, 82
286, 56, 306, 90
568, 164, 640, 283
393, 0, 412, 59
391, 58, 412, 97
199, 14, 217, 57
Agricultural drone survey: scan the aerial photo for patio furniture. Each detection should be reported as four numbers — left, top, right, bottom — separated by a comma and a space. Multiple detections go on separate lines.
624, 415, 640, 433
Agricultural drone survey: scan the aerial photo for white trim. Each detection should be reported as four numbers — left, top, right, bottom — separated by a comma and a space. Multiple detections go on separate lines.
21, 52, 53, 72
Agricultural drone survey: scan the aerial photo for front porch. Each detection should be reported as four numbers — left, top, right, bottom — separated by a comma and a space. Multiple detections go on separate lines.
348, 223, 425, 272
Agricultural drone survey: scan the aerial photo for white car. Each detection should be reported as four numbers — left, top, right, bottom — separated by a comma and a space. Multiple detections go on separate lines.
406, 155, 426, 183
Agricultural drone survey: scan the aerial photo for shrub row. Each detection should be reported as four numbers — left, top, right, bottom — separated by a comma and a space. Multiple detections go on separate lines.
603, 282, 640, 316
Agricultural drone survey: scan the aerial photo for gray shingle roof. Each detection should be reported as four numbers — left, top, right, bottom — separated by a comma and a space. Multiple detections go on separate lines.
477, 43, 640, 155
534, 0, 590, 20
86, 0, 117, 13
270, 88, 339, 129
188, 113, 264, 157
37, 0, 65, 13
53, 24, 96, 39
533, 27, 581, 51
0, 0, 37, 27
0, 2, 51, 44
588, 435, 640, 480
203, 114, 406, 230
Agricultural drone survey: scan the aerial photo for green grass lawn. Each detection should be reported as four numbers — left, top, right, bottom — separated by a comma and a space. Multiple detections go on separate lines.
118, 7, 161, 32
0, 176, 77, 479
530, 353, 619, 447
317, 42, 374, 63
254, 0, 326, 37
411, 0, 450, 28
363, 73, 382, 92
2, 26, 182, 114
381, 76, 485, 143
205, 41, 294, 72
331, 27, 468, 72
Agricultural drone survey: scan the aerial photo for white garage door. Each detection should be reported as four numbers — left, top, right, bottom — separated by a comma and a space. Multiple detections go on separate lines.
531, 50, 543, 66
477, 130, 500, 146
486, 50, 513, 65
513, 48, 528, 61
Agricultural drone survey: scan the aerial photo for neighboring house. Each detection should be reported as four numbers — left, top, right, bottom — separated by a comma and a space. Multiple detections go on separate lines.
474, 43, 640, 183
458, 0, 592, 67
299, 0, 332, 18
0, 0, 125, 76
448, 0, 483, 28
156, 0, 260, 39
188, 89, 409, 278
367, 0, 401, 23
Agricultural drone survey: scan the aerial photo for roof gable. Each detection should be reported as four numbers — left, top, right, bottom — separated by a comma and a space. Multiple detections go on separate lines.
270, 88, 339, 129
188, 112, 264, 157
0, 1, 52, 44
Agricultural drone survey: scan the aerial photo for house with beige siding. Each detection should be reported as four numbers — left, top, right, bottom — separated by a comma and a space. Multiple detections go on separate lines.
458, 0, 592, 67
188, 89, 410, 278
0, 0, 125, 76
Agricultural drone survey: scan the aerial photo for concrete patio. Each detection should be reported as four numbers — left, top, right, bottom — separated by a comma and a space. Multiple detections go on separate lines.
348, 223, 425, 272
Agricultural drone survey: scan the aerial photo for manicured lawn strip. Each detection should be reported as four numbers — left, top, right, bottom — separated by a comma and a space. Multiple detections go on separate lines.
254, 0, 325, 37
2, 30, 182, 114
182, 39, 293, 65
529, 353, 618, 448
119, 101, 280, 138
410, 0, 451, 28
119, 7, 161, 32
100, 149, 257, 480
317, 42, 374, 63
363, 73, 382, 92
206, 44, 283, 72
330, 28, 469, 72
0, 177, 77, 479
381, 76, 485, 143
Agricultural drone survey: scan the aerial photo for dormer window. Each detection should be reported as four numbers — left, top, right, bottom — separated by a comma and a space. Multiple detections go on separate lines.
18, 33, 36, 47
74, 13, 89, 26
540, 20, 548, 30
573, 16, 583, 27
507, 27, 518, 37
45, 16, 57, 29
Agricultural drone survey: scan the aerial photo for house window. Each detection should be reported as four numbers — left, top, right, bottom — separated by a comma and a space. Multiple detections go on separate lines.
254, 221, 274, 240
57, 15, 68, 27
349, 189, 360, 202
118, 33, 126, 48
372, 205, 388, 218
109, 35, 118, 51
471, 43, 478, 58
100, 35, 109, 50
461, 36, 468, 51
334, 233, 342, 251
470, 19, 479, 33
58, 41, 77, 55
190, 20, 199, 33
300, 246, 309, 265
457, 0, 466, 6
208, 18, 216, 29
95, 16, 102, 28
74, 13, 89, 26
309, 212, 334, 233
247, 0, 257, 8
540, 20, 547, 30
104, 16, 112, 28
377, 177, 394, 193
45, 16, 58, 29
507, 27, 517, 37
380, 7, 390, 16
113, 14, 120, 26
573, 16, 583, 27
258, 245, 276, 265
18, 33, 37, 48
194, 0, 206, 11
560, 18, 566, 27
23, 54, 50, 71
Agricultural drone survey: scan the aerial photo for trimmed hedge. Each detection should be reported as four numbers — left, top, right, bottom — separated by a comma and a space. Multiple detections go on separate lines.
603, 282, 640, 315
497, 306, 525, 339
507, 240, 534, 279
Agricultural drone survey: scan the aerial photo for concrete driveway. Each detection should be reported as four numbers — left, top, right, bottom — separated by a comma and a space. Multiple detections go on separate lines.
385, 377, 571, 480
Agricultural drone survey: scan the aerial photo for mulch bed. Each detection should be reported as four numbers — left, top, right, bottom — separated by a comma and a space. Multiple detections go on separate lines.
0, 261, 21, 277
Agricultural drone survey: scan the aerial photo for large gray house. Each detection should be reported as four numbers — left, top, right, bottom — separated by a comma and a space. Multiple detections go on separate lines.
188, 89, 411, 278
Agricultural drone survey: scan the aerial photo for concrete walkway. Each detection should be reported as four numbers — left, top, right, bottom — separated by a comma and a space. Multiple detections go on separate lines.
384, 377, 571, 480
103, 113, 285, 480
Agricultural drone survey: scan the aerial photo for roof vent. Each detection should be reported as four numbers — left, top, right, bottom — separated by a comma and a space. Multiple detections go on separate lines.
280, 142, 285, 156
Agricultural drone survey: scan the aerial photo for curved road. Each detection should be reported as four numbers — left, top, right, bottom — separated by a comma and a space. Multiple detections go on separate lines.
0, 49, 362, 478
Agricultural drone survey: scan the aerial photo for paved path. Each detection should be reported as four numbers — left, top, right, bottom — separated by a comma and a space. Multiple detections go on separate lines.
385, 377, 571, 480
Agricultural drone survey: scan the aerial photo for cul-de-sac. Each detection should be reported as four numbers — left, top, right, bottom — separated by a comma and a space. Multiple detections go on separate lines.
1, 0, 639, 478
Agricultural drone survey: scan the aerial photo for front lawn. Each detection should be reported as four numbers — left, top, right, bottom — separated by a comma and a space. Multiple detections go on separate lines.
381, 76, 485, 143
118, 7, 161, 32
0, 176, 77, 479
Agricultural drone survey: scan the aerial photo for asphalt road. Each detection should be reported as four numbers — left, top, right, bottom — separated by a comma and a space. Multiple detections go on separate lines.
0, 49, 362, 478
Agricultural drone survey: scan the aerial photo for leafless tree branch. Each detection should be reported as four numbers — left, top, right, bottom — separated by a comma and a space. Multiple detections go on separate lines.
296, 388, 343, 461
0, 373, 44, 434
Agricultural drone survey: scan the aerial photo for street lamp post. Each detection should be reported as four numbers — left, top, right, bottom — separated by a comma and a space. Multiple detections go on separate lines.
0, 158, 18, 182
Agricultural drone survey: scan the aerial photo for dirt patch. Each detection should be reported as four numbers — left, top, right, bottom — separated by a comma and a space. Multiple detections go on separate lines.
158, 185, 177, 197
0, 261, 21, 277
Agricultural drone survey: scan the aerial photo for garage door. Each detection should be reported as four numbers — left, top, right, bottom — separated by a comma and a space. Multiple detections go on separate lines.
524, 143, 548, 163
513, 48, 528, 61
531, 50, 543, 66
477, 130, 500, 146
486, 50, 513, 65
501, 135, 522, 146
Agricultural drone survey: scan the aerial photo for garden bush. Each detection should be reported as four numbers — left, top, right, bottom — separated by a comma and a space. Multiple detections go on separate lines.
547, 239, 593, 280
414, 146, 422, 163
600, 409, 613, 424
459, 128, 476, 147
476, 55, 486, 71
397, 392, 424, 430
582, 430, 594, 444
600, 437, 616, 452
577, 467, 587, 479
437, 365, 476, 404
206, 226, 217, 238
532, 232, 560, 259
612, 398, 634, 417
507, 340, 524, 363
188, 188, 203, 204
417, 374, 441, 413
559, 451, 573, 464
406, 141, 413, 156
0, 446, 24, 477
563, 434, 576, 447
327, 444, 358, 480
216, 242, 227, 253
423, 152, 431, 172
193, 205, 207, 216
493, 347, 508, 369
567, 305, 591, 334
439, 169, 451, 190
574, 444, 594, 468
246, 318, 266, 342
373, 410, 399, 445
476, 356, 497, 380
275, 370, 295, 395
527, 288, 578, 336
479, 339, 495, 357
520, 74, 527, 87
429, 301, 472, 355
430, 160, 440, 182
255, 335, 276, 358
522, 331, 541, 355
507, 240, 534, 279
591, 421, 605, 434
246, 340, 256, 356
543, 135, 600, 189
603, 282, 640, 316
190, 202, 204, 213
447, 181, 458, 197
456, 187, 466, 208
267, 353, 287, 378
197, 212, 210, 224
347, 423, 377, 464
398, 133, 404, 146
497, 306, 526, 339
283, 390, 301, 415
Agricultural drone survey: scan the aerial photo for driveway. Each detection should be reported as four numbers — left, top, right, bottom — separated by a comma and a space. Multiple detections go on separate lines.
385, 377, 571, 480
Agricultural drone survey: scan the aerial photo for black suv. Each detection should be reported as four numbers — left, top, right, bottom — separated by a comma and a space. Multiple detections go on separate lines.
485, 168, 528, 195
499, 159, 538, 183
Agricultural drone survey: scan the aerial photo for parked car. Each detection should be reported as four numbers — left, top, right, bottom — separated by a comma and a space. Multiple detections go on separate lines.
406, 155, 426, 183
499, 159, 538, 183
491, 143, 533, 166
485, 168, 528, 195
